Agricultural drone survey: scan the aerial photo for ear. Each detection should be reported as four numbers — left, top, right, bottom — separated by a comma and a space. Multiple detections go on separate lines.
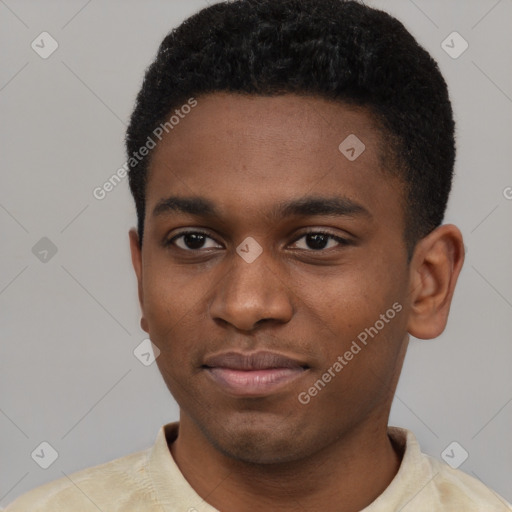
407, 224, 465, 339
129, 228, 149, 333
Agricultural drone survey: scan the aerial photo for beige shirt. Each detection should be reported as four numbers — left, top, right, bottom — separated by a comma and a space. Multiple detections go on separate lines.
5, 423, 511, 511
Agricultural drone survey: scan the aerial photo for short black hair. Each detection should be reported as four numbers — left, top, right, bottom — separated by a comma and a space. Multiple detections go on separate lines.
126, 0, 455, 256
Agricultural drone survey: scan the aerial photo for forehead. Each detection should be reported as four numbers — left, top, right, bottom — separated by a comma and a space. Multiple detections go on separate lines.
150, 93, 383, 161
145, 93, 403, 227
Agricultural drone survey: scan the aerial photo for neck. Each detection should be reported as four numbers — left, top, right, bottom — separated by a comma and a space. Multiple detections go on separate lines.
170, 415, 402, 512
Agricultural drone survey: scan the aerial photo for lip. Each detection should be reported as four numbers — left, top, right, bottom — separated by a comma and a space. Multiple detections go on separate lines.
203, 351, 309, 397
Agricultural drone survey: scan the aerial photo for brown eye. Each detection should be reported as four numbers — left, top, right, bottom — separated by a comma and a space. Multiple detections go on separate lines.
166, 231, 222, 251
291, 232, 350, 251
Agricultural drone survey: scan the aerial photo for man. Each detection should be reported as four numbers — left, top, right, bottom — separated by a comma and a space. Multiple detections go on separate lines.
6, 0, 511, 510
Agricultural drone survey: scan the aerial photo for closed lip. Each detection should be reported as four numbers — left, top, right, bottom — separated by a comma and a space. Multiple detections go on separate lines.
202, 351, 309, 371
202, 351, 309, 397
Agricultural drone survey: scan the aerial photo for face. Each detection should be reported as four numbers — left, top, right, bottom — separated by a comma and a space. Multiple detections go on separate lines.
131, 93, 413, 464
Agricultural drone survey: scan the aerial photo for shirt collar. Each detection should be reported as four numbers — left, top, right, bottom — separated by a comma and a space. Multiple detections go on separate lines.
148, 422, 219, 512
148, 422, 432, 511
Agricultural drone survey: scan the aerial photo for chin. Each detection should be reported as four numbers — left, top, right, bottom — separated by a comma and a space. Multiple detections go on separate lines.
201, 412, 312, 465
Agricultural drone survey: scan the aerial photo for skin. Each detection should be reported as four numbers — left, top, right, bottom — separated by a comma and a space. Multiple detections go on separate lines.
129, 93, 465, 512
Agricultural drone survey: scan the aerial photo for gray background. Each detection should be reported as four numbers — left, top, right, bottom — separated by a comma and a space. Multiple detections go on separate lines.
1, 0, 511, 507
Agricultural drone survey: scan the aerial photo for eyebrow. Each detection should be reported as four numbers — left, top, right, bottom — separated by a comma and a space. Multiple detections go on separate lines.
152, 195, 371, 221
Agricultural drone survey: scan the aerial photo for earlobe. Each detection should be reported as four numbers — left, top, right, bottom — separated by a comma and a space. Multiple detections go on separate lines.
129, 228, 149, 334
407, 224, 465, 340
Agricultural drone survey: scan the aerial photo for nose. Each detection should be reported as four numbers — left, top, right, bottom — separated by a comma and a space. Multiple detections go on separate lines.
208, 246, 294, 331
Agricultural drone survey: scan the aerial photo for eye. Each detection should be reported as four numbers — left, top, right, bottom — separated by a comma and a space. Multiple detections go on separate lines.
166, 231, 222, 251
165, 230, 350, 253
290, 231, 350, 251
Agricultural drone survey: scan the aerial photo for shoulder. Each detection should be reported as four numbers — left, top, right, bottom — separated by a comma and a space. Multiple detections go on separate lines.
386, 427, 511, 512
4, 449, 154, 512
423, 452, 512, 511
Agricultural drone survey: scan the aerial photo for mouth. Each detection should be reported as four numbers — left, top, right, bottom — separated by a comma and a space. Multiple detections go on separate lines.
202, 351, 309, 397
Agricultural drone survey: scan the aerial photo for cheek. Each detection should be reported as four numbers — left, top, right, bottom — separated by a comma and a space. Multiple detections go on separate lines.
142, 256, 200, 321
141, 261, 216, 363
299, 262, 408, 382
304, 268, 399, 329
298, 314, 407, 423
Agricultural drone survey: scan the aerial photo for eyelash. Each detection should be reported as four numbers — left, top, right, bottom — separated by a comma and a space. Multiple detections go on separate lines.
164, 230, 350, 252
